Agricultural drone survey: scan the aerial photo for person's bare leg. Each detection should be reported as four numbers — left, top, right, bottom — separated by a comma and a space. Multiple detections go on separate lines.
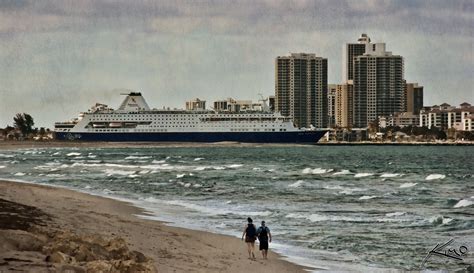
251, 242, 256, 259
264, 249, 268, 259
247, 242, 252, 258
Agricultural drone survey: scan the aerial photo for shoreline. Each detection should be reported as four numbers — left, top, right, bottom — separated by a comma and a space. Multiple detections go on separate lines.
0, 179, 310, 273
0, 140, 472, 150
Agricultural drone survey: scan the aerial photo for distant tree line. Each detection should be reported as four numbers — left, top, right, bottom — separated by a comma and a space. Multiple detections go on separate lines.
1, 113, 51, 140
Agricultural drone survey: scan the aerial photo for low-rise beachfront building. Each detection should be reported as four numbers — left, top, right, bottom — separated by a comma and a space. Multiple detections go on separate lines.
213, 98, 269, 113
419, 103, 474, 131
390, 112, 420, 127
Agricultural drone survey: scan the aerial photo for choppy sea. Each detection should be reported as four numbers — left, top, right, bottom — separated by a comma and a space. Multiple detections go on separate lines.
0, 145, 473, 272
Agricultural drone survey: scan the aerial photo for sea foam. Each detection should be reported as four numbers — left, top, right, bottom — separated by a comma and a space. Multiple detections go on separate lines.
385, 212, 406, 217
354, 173, 374, 178
332, 170, 351, 175
425, 174, 446, 180
125, 156, 152, 160
359, 195, 378, 200
399, 182, 417, 188
302, 167, 332, 174
380, 173, 400, 178
66, 152, 81, 157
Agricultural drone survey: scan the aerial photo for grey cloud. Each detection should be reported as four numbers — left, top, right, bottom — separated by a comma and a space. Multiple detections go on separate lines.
1, 0, 472, 35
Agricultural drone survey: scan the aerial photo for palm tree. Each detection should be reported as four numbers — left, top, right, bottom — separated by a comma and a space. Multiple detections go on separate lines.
13, 113, 35, 138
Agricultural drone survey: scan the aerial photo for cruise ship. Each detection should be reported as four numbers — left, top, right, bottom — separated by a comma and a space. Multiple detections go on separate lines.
54, 93, 327, 143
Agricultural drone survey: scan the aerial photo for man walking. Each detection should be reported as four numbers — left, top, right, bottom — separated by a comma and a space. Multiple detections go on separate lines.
257, 220, 272, 259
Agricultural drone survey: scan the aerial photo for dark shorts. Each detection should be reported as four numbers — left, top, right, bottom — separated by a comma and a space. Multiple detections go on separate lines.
245, 236, 256, 243
259, 240, 269, 250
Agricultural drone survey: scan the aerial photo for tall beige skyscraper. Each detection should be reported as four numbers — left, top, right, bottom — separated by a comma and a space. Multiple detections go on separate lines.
275, 53, 328, 128
335, 83, 354, 128
353, 43, 404, 128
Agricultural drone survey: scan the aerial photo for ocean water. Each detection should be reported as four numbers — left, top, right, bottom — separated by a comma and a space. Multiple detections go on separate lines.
0, 145, 473, 272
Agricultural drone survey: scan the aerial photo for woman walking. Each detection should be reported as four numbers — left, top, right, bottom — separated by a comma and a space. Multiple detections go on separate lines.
242, 217, 257, 260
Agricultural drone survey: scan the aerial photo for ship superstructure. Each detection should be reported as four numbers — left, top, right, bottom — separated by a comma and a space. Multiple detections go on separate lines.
54, 93, 326, 143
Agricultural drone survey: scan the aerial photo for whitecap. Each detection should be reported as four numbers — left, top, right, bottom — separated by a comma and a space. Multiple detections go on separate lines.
46, 174, 65, 177
426, 174, 446, 180
52, 152, 61, 156
213, 166, 225, 170
194, 166, 208, 171
125, 156, 152, 160
104, 169, 136, 176
176, 174, 185, 178
194, 157, 204, 161
442, 218, 453, 225
252, 167, 261, 171
0, 165, 6, 169
312, 168, 331, 174
429, 216, 453, 225
225, 200, 232, 204
285, 213, 307, 219
332, 170, 351, 176
385, 212, 406, 217
128, 174, 140, 178
0, 154, 15, 158
192, 184, 202, 188
323, 185, 343, 190
184, 183, 191, 187
400, 182, 417, 188
66, 152, 81, 156
141, 164, 174, 170
380, 173, 400, 178
14, 172, 26, 176
84, 185, 92, 189
354, 173, 374, 178
339, 188, 365, 195
288, 180, 304, 188
227, 164, 243, 168
454, 199, 474, 208
88, 155, 97, 158
307, 214, 331, 222
138, 170, 150, 174
152, 160, 166, 164
359, 195, 378, 200
302, 168, 312, 174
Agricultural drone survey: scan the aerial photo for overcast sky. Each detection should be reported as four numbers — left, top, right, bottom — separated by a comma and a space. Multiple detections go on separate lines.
0, 0, 473, 127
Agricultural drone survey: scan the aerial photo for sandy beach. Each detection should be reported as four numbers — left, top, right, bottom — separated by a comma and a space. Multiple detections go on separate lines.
0, 180, 308, 273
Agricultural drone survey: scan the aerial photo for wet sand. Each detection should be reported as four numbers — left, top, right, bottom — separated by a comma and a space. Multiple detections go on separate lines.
0, 180, 308, 273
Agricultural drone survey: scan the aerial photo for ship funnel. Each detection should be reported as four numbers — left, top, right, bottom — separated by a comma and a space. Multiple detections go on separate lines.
117, 92, 150, 111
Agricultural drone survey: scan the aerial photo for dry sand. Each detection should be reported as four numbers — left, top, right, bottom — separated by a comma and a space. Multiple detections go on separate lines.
0, 180, 309, 273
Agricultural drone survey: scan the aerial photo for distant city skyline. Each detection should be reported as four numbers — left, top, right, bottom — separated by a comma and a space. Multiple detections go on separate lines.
0, 0, 472, 127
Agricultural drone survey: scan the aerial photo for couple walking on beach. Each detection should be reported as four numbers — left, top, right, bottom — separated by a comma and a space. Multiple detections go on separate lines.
242, 217, 272, 260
